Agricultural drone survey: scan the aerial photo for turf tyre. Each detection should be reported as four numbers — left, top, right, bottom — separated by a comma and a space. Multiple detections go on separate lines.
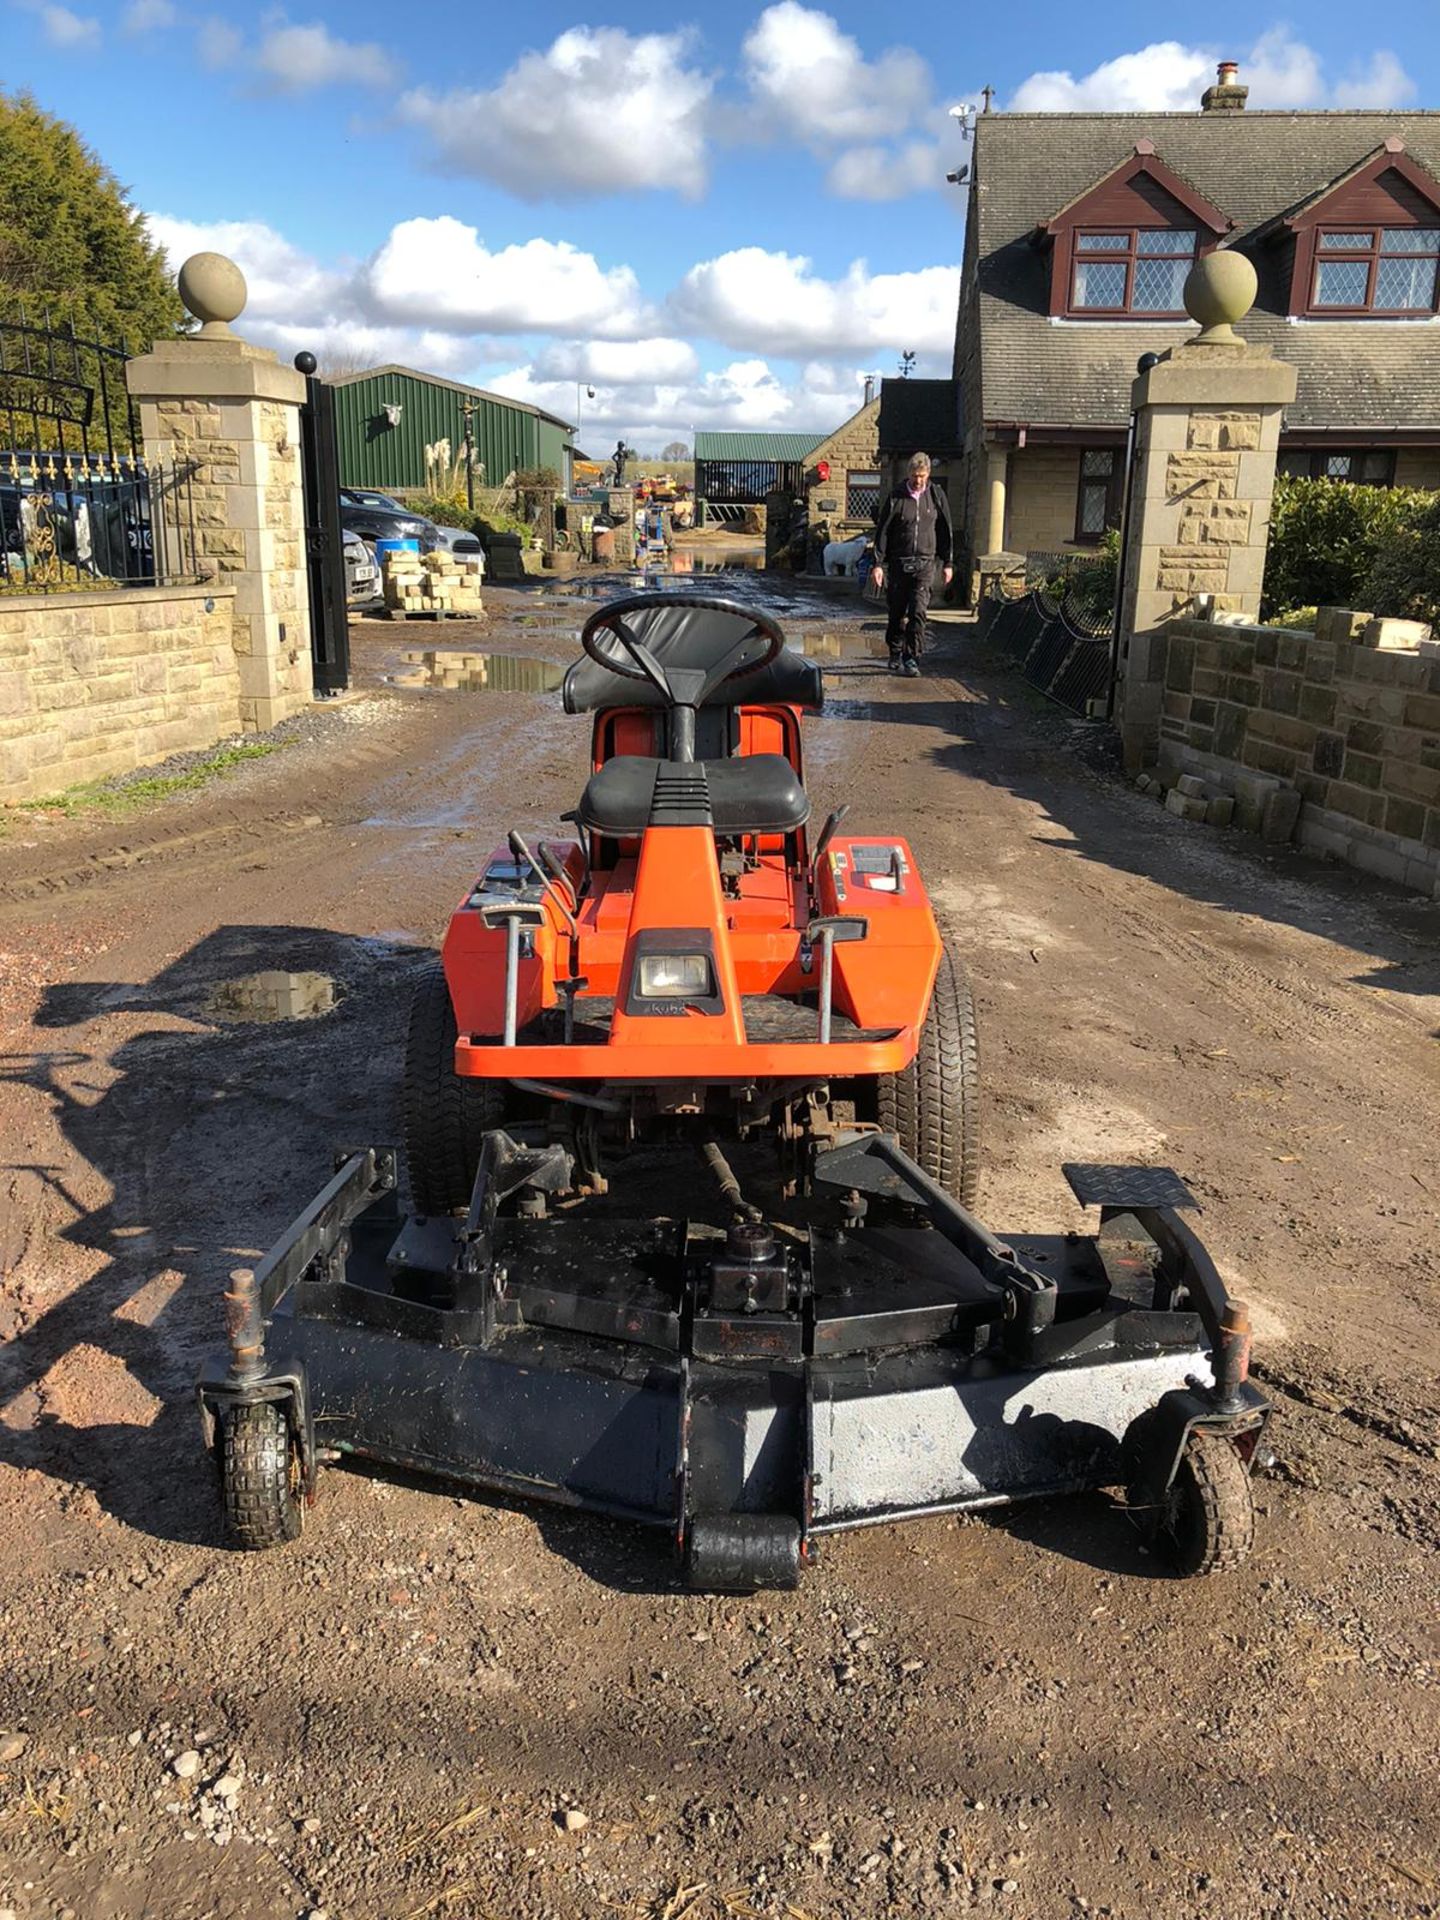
875, 946, 980, 1209
219, 1401, 303, 1550
403, 959, 506, 1217
1132, 1426, 1255, 1577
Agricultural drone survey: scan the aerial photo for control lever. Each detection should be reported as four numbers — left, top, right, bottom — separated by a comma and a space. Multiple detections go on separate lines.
509, 828, 577, 935
811, 805, 849, 878
803, 915, 869, 1044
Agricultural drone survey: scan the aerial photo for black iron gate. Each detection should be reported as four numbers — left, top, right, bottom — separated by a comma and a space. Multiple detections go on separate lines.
295, 351, 349, 695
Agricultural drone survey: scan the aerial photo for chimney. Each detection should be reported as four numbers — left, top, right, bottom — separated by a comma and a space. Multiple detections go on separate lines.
1201, 60, 1248, 112
863, 374, 875, 406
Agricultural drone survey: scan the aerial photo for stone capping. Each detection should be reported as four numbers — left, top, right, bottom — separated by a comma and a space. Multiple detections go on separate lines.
0, 581, 235, 615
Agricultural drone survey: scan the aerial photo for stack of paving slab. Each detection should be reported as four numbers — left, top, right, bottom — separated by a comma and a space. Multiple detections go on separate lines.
382, 548, 484, 620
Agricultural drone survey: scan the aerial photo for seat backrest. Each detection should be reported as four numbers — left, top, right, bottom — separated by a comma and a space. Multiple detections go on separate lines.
563, 641, 822, 716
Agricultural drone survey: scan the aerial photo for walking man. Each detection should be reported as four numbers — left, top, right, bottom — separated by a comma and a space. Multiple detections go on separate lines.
871, 452, 953, 676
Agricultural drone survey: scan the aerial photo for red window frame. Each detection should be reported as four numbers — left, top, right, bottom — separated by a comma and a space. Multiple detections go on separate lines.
1303, 225, 1440, 317
1067, 228, 1200, 318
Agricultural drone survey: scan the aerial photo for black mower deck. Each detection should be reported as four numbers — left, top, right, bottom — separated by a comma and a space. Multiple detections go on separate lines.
199, 1133, 1269, 1590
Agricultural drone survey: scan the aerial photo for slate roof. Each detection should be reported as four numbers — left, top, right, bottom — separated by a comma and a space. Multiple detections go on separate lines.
968, 111, 1440, 431
693, 431, 823, 462
877, 378, 963, 452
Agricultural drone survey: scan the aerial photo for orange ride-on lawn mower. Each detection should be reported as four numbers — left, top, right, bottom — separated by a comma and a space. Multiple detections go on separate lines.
200, 595, 1270, 1590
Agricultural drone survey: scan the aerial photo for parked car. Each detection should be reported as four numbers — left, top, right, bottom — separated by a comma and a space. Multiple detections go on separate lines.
430, 521, 483, 557
343, 527, 380, 605
0, 463, 155, 584
338, 487, 440, 553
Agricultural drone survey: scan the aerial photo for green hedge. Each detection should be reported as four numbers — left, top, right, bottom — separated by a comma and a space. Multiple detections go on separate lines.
1361, 493, 1440, 627
1261, 475, 1430, 620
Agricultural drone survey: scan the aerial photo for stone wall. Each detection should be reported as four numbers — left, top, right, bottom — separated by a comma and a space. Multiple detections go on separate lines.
0, 584, 240, 803
1159, 609, 1440, 896
805, 399, 881, 539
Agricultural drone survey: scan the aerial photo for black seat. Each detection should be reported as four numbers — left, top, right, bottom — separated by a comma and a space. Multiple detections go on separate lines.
577, 754, 810, 836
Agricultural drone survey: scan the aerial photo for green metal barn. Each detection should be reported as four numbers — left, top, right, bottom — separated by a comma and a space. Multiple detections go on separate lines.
328, 365, 574, 492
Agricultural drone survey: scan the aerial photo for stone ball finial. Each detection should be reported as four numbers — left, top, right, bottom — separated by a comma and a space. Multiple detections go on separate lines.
178, 252, 248, 339
1183, 249, 1258, 345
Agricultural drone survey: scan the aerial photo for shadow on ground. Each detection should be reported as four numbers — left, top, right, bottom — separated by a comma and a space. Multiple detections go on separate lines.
827, 631, 1440, 1001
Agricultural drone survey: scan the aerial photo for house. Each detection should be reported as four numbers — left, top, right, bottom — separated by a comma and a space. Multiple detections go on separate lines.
953, 68, 1440, 578
803, 395, 882, 539
327, 366, 574, 493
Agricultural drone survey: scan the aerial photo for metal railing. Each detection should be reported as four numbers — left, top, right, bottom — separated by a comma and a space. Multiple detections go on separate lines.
0, 448, 199, 594
977, 571, 1115, 717
0, 306, 200, 594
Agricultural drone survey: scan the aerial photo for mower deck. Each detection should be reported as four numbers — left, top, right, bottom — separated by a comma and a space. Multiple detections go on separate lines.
199, 1135, 1269, 1589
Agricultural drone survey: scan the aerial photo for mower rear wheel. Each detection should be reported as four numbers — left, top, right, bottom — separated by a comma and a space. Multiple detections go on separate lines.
875, 946, 980, 1209
404, 959, 506, 1216
1134, 1426, 1255, 1577
219, 1401, 304, 1550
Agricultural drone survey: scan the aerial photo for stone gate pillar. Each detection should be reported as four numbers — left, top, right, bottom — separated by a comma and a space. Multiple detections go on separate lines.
1115, 252, 1296, 771
127, 252, 313, 731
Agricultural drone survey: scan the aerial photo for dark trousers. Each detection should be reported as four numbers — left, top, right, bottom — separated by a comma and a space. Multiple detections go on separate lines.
885, 562, 934, 659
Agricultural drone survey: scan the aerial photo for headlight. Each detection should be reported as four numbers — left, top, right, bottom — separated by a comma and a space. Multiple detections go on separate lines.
637, 953, 713, 998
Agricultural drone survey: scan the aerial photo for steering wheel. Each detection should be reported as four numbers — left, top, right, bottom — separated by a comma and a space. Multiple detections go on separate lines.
580, 593, 784, 708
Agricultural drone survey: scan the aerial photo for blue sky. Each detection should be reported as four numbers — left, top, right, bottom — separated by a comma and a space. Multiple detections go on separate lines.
7, 0, 1439, 446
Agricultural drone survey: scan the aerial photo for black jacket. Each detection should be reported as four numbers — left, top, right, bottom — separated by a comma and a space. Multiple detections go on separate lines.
874, 482, 952, 568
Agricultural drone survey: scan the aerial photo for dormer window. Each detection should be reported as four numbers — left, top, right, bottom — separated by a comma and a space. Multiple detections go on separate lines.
1037, 145, 1231, 321
1309, 228, 1439, 314
1072, 230, 1200, 314
1282, 141, 1440, 320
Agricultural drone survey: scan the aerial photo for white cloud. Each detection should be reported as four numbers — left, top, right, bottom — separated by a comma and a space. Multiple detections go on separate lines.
533, 339, 700, 385
17, 0, 101, 50
196, 16, 241, 67
362, 218, 649, 339
123, 0, 175, 31
743, 1, 929, 145
826, 140, 945, 201
400, 27, 713, 200
145, 214, 346, 318
489, 355, 869, 445
1009, 30, 1413, 112
1010, 41, 1211, 113
1333, 50, 1417, 110
140, 210, 953, 440
740, 3, 957, 202
254, 20, 390, 92
670, 248, 957, 358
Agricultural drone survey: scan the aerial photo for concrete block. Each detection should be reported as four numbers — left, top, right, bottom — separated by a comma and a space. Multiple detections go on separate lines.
1315, 606, 1368, 647
1260, 787, 1302, 845
1206, 794, 1236, 827
1362, 616, 1431, 652
1176, 773, 1208, 798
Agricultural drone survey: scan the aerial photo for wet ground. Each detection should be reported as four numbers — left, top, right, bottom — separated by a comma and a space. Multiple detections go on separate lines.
0, 571, 1438, 1920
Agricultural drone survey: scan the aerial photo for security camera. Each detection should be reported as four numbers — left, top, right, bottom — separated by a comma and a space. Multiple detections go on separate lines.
948, 102, 973, 120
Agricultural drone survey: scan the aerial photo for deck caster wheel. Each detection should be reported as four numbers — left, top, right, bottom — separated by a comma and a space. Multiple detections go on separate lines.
1130, 1425, 1255, 1578
219, 1401, 305, 1550
683, 1515, 801, 1593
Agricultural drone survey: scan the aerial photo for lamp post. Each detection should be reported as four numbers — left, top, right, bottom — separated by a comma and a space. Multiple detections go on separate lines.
459, 399, 477, 512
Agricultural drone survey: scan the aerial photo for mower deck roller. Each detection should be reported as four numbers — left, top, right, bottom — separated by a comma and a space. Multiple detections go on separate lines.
199, 593, 1269, 1585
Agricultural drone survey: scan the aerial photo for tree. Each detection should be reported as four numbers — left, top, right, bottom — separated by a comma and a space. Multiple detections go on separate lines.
661, 439, 691, 461
0, 89, 181, 354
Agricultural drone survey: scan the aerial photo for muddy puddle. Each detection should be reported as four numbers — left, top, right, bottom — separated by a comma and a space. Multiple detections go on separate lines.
394, 649, 566, 693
